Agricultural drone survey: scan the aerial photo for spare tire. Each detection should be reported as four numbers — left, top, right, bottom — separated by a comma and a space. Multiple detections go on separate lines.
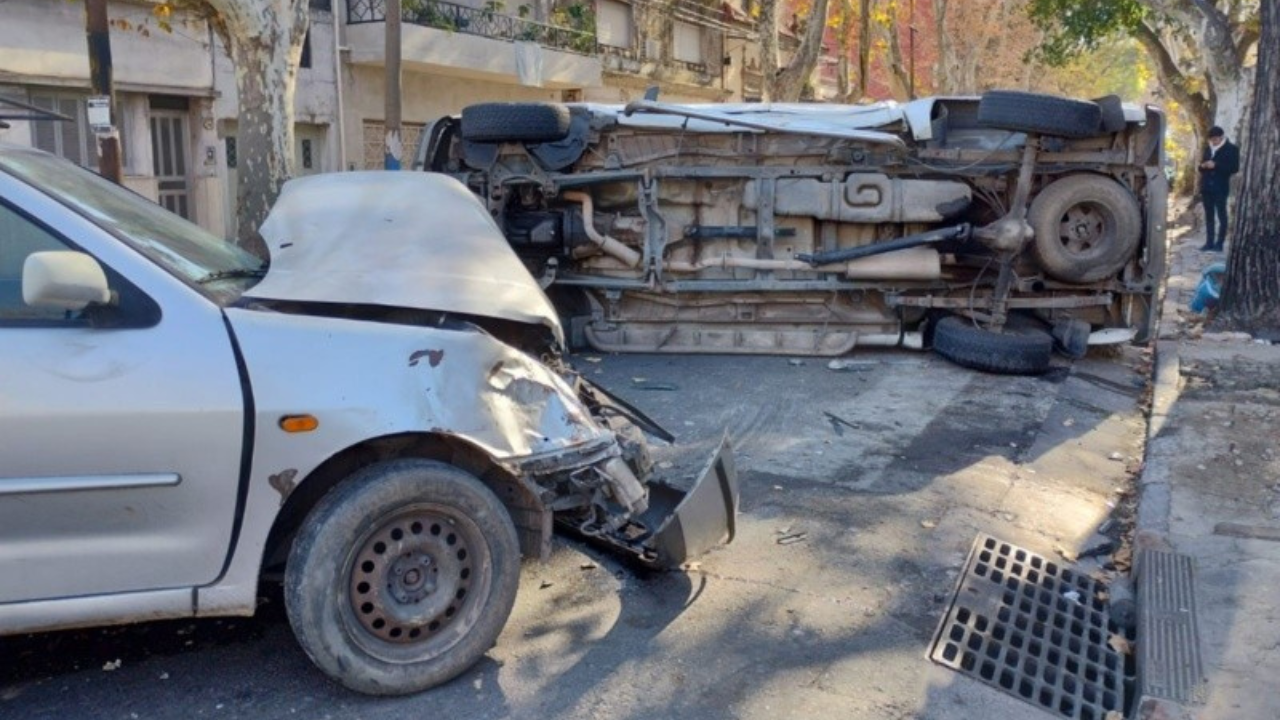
460, 103, 571, 143
934, 315, 1053, 375
1029, 175, 1142, 283
977, 91, 1102, 139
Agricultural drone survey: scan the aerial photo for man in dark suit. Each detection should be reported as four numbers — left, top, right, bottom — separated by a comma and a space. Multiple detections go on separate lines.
1199, 125, 1241, 252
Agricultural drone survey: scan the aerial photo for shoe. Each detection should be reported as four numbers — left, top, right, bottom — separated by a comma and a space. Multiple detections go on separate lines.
1199, 245, 1213, 251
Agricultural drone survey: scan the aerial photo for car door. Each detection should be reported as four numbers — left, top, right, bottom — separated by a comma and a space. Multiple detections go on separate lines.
0, 177, 245, 604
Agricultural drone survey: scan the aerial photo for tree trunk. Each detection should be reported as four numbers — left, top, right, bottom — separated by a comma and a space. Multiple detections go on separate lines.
931, 0, 948, 93
209, 0, 310, 258
857, 0, 871, 97
770, 0, 833, 101
836, 0, 853, 100
385, 0, 402, 170
1216, 0, 1280, 331
883, 5, 910, 99
759, 0, 779, 101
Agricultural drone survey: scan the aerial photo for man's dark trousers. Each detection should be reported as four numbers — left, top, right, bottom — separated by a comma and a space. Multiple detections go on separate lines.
1203, 191, 1229, 250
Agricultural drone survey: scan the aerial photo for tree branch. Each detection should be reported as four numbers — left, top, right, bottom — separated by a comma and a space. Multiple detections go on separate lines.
1133, 19, 1211, 130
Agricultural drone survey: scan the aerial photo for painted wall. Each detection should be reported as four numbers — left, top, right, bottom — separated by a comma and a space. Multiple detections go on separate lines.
346, 22, 602, 89
343, 64, 564, 170
0, 0, 213, 93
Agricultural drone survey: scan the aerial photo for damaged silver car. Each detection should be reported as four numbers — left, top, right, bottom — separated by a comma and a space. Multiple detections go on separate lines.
0, 146, 737, 695
417, 91, 1168, 374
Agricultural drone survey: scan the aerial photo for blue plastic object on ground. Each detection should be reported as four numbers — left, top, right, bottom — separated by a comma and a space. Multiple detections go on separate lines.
1190, 262, 1227, 313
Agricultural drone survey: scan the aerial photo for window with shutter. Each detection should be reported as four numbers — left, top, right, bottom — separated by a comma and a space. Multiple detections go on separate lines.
597, 0, 633, 49
673, 21, 704, 64
28, 92, 97, 171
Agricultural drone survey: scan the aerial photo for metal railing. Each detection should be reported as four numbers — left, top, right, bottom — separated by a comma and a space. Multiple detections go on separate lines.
348, 0, 597, 56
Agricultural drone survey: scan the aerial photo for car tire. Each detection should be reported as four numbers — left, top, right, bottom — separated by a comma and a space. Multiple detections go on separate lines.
933, 315, 1053, 375
284, 459, 520, 696
977, 91, 1102, 139
1029, 175, 1143, 283
1093, 95, 1127, 134
460, 103, 572, 143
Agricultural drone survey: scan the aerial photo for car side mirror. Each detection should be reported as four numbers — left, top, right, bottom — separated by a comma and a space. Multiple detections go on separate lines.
23, 251, 113, 311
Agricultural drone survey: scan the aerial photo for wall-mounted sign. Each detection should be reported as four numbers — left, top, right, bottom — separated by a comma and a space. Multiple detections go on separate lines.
87, 96, 111, 133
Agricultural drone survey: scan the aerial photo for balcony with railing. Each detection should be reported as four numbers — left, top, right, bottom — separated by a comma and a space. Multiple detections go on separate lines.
597, 44, 717, 88
345, 0, 602, 87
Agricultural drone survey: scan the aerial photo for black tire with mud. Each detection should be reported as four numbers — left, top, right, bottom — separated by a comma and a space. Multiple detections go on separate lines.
933, 315, 1053, 375
460, 103, 572, 143
1029, 175, 1143, 283
285, 459, 520, 696
977, 91, 1102, 138
1093, 94, 1128, 134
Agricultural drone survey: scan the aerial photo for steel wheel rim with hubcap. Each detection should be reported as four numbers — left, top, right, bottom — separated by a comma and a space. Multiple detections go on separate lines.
1055, 202, 1112, 257
341, 503, 492, 664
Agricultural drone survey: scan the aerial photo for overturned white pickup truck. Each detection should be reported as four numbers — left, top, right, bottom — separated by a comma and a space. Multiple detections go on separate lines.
417, 91, 1168, 374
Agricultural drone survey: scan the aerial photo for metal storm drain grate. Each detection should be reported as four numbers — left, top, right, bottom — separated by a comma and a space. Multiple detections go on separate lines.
930, 534, 1135, 720
1136, 548, 1202, 703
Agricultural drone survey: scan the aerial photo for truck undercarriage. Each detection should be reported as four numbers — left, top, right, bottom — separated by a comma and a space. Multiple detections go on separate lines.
420, 92, 1167, 371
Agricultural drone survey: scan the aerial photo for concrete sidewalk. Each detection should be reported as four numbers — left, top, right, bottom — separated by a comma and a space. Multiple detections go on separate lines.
1139, 220, 1280, 719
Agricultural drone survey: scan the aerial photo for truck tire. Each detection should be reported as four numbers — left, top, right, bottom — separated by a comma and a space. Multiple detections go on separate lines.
460, 103, 572, 143
1029, 175, 1143, 283
977, 91, 1102, 139
933, 315, 1053, 375
1094, 94, 1128, 133
285, 459, 520, 696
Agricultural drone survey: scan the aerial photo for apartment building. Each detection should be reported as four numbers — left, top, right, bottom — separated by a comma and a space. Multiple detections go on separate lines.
0, 0, 841, 238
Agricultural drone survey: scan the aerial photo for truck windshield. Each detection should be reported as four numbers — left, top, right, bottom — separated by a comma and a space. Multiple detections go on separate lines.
0, 150, 265, 298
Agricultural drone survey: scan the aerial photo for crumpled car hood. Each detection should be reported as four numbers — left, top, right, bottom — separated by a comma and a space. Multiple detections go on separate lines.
245, 172, 563, 344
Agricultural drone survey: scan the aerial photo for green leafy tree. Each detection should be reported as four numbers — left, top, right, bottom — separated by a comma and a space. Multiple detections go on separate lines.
1026, 0, 1259, 146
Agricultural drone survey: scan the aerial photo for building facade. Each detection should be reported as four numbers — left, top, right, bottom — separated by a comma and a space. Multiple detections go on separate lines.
0, 0, 841, 238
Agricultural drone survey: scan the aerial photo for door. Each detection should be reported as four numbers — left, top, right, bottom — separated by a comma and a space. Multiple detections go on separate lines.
150, 110, 192, 219
0, 184, 244, 603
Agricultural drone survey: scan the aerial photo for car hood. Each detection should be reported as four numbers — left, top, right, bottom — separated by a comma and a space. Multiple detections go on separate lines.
245, 171, 563, 344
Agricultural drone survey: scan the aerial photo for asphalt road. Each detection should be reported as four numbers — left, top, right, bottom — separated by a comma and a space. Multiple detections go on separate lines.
0, 348, 1149, 720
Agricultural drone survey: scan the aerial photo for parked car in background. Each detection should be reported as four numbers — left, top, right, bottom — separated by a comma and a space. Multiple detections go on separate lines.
0, 146, 737, 695
417, 91, 1168, 374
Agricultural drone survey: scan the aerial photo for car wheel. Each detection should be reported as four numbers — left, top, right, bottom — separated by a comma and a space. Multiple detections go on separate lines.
460, 102, 572, 143
1029, 175, 1143, 283
933, 315, 1053, 375
977, 91, 1102, 138
284, 459, 520, 696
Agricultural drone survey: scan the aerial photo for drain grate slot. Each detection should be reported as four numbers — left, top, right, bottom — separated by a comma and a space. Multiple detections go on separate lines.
930, 534, 1133, 720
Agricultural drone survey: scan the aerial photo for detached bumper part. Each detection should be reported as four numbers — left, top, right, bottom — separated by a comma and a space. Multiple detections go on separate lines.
577, 434, 738, 568
639, 434, 738, 566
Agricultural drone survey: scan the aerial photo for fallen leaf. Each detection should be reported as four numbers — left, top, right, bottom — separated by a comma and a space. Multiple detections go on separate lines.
1108, 634, 1132, 655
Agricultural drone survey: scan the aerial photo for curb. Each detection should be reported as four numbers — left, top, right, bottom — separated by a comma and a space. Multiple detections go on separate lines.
1137, 340, 1180, 544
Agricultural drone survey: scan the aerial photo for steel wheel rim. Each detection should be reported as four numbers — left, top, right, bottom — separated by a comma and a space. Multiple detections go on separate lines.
1056, 202, 1111, 257
341, 503, 492, 664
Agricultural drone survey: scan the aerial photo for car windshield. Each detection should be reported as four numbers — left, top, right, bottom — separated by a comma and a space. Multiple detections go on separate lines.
0, 150, 265, 300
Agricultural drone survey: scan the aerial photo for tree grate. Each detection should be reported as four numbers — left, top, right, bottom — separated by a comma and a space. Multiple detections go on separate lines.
930, 534, 1136, 720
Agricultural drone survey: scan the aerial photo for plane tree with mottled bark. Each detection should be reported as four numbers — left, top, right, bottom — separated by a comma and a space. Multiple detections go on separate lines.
1216, 0, 1279, 332
1026, 0, 1259, 142
157, 0, 311, 258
